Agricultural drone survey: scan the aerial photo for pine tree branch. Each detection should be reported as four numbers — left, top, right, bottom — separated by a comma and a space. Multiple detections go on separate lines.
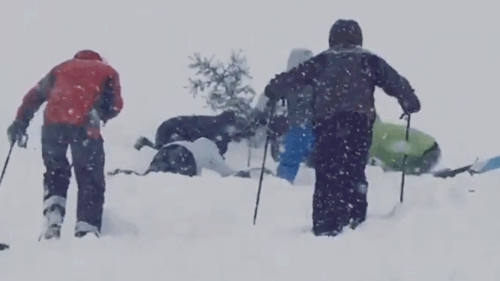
186, 50, 256, 118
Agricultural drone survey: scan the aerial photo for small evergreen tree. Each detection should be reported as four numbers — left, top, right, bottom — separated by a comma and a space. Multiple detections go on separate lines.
187, 50, 256, 119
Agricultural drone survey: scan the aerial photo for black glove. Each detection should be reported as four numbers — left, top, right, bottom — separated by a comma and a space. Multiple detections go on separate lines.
7, 120, 28, 147
234, 170, 251, 178
400, 97, 421, 115
264, 84, 281, 101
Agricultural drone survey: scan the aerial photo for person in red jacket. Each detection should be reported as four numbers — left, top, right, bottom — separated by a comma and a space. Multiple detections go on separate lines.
7, 50, 123, 239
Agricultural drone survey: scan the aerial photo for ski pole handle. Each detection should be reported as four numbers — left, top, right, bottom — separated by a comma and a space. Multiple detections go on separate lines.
18, 133, 28, 148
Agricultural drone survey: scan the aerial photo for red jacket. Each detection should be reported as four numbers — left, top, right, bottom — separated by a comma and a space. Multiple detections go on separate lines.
15, 50, 123, 137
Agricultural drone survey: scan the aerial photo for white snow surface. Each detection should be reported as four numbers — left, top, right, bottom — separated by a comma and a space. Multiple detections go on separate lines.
1, 0, 500, 280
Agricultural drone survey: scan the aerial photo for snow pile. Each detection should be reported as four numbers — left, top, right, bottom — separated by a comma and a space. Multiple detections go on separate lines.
1, 140, 500, 280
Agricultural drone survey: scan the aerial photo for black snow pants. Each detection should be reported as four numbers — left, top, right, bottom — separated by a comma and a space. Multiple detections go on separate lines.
147, 144, 198, 177
42, 124, 106, 234
312, 112, 375, 237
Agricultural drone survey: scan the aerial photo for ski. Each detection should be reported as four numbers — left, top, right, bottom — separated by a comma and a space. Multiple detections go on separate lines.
247, 167, 275, 176
432, 155, 500, 178
431, 165, 473, 178
469, 155, 500, 174
107, 167, 275, 177
107, 168, 148, 176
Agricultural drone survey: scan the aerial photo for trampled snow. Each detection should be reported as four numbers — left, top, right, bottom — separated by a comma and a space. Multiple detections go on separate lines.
1, 0, 500, 280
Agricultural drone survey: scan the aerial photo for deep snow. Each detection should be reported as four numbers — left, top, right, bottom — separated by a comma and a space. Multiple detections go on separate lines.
1, 0, 500, 280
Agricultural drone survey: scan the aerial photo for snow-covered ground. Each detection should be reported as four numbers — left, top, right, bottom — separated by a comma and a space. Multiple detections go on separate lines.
1, 0, 500, 280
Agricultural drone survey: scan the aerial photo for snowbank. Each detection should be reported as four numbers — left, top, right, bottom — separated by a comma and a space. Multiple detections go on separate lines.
1, 141, 500, 281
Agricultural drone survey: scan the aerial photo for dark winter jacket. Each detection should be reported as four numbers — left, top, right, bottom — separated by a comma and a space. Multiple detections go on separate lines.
265, 19, 420, 120
155, 111, 237, 155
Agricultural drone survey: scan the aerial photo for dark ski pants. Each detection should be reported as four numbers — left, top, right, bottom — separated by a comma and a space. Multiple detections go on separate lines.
312, 112, 375, 236
147, 144, 198, 177
42, 125, 105, 233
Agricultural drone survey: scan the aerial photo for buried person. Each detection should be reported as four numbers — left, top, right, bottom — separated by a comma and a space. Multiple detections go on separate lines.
110, 137, 255, 178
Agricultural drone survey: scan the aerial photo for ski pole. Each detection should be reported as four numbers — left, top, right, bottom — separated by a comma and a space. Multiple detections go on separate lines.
400, 114, 411, 203
0, 133, 28, 189
253, 101, 276, 225
0, 141, 16, 189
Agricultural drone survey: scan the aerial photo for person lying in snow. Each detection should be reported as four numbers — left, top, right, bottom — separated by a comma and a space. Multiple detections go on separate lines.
134, 110, 247, 156
109, 137, 254, 178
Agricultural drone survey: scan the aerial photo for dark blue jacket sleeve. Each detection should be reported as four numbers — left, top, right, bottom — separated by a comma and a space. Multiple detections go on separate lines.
367, 55, 420, 112
264, 53, 326, 101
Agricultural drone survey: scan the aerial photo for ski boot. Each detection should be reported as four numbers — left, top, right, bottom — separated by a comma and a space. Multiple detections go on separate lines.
39, 204, 65, 240
133, 137, 146, 150
75, 221, 100, 238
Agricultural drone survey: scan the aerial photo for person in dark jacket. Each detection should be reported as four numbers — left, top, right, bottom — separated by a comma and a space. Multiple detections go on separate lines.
264, 19, 421, 237
7, 50, 123, 240
134, 110, 240, 156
